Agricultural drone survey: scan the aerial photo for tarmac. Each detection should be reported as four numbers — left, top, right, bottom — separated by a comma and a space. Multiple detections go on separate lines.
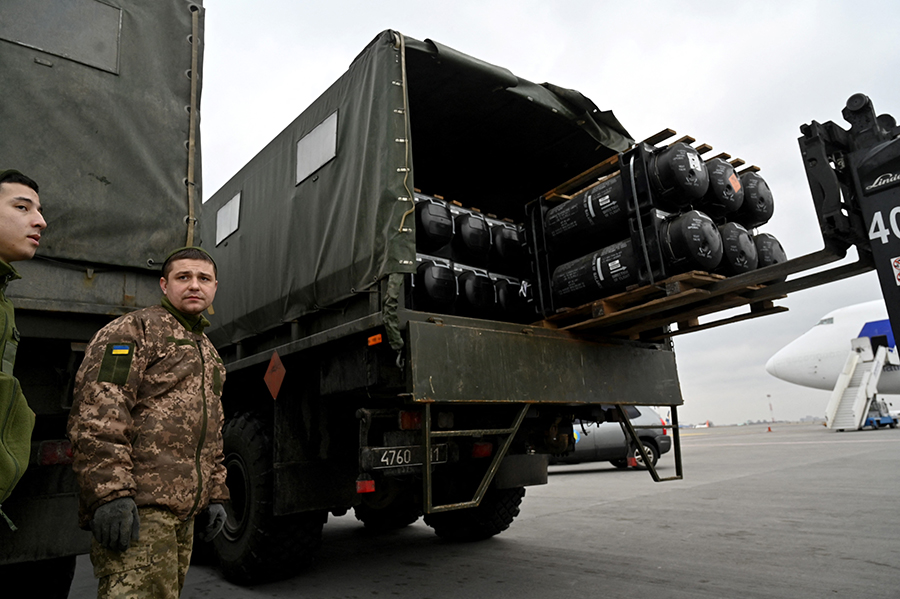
69, 422, 900, 598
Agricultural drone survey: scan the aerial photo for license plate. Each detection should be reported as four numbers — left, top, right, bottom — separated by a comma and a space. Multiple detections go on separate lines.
365, 444, 448, 470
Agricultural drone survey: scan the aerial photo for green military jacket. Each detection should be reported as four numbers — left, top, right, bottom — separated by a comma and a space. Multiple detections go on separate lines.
68, 300, 229, 528
0, 260, 35, 511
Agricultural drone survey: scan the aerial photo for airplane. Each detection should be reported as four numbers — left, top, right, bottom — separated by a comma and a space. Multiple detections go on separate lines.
765, 299, 899, 393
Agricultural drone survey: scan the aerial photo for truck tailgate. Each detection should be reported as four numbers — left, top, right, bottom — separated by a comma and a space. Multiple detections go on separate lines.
407, 320, 682, 405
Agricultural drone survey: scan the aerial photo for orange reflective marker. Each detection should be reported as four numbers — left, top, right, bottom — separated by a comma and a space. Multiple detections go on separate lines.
264, 350, 286, 400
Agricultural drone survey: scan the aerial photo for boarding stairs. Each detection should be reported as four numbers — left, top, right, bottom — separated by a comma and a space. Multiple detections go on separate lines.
825, 337, 894, 430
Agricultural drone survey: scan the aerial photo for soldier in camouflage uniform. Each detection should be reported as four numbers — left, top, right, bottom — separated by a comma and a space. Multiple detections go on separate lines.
68, 247, 229, 599
0, 169, 46, 527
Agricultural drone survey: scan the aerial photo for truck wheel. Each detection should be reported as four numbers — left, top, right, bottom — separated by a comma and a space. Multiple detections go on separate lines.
213, 413, 325, 585
424, 487, 525, 541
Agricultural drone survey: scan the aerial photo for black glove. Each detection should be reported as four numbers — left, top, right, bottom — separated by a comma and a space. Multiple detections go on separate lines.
202, 503, 226, 542
91, 497, 140, 552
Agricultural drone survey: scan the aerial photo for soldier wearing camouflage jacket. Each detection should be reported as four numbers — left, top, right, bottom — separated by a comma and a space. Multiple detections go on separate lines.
68, 247, 228, 599
68, 300, 228, 527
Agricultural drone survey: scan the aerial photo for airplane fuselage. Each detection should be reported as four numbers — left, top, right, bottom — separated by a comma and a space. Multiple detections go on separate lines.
765, 300, 900, 393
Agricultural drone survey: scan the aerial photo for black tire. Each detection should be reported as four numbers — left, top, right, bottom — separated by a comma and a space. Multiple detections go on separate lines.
609, 458, 629, 469
632, 439, 660, 469
213, 413, 326, 585
424, 487, 525, 541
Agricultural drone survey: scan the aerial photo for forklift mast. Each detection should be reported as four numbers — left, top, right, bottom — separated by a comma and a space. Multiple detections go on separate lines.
799, 94, 900, 336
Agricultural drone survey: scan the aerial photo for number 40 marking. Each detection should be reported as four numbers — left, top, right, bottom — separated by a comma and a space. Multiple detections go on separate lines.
869, 207, 900, 244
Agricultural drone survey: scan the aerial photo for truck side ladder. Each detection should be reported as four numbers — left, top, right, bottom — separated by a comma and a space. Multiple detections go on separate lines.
826, 340, 888, 431
422, 403, 529, 514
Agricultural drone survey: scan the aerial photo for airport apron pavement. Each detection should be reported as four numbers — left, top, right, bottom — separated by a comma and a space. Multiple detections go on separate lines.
68, 422, 900, 598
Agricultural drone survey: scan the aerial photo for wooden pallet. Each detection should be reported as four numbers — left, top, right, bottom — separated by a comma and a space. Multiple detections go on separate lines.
539, 271, 787, 341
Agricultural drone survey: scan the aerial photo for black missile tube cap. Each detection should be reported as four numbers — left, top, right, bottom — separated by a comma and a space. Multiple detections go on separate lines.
715, 222, 758, 275
754, 233, 787, 268
660, 210, 723, 271
650, 142, 710, 207
732, 172, 774, 229
491, 223, 523, 263
415, 198, 454, 253
754, 232, 787, 284
451, 212, 491, 266
701, 157, 745, 217
415, 260, 457, 307
457, 269, 496, 314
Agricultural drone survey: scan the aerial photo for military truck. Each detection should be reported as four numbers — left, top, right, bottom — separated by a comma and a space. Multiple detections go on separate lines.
0, 1, 205, 595
3, 2, 896, 591
199, 29, 897, 585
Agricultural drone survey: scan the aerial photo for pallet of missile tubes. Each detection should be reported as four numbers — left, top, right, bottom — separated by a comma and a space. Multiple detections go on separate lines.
525, 129, 788, 341
408, 191, 536, 323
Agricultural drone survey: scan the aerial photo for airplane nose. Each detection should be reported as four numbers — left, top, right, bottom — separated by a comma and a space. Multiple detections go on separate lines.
765, 353, 780, 379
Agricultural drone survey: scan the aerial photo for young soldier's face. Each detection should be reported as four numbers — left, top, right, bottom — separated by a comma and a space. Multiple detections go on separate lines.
160, 258, 218, 315
0, 182, 46, 263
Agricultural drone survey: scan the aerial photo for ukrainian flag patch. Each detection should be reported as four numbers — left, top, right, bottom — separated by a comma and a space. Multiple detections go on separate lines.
98, 342, 135, 385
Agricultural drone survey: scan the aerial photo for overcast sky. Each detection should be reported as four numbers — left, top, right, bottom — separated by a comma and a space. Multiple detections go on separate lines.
200, 0, 899, 425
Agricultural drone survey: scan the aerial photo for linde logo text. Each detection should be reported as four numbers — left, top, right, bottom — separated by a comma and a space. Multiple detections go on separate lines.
866, 172, 900, 191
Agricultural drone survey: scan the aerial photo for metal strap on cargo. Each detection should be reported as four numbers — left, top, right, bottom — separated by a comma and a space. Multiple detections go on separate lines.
422, 403, 528, 514
627, 153, 656, 287
392, 31, 416, 236
615, 404, 683, 482
185, 5, 201, 246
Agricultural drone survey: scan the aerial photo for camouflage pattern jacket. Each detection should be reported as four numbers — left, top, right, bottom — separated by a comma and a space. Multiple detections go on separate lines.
68, 301, 229, 528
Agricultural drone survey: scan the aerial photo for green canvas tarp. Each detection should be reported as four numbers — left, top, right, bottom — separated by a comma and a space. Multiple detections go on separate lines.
202, 30, 632, 347
0, 0, 203, 270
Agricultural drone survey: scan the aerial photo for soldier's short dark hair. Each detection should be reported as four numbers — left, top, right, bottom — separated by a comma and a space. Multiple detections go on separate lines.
162, 247, 217, 279
0, 170, 39, 194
